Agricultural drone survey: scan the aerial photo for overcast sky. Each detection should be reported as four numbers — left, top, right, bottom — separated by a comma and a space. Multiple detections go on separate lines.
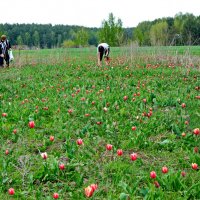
2, 0, 200, 28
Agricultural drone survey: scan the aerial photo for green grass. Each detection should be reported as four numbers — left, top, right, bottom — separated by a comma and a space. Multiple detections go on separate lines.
0, 47, 200, 199
11, 45, 200, 67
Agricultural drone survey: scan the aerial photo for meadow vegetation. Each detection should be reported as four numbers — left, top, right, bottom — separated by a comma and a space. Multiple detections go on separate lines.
0, 46, 200, 199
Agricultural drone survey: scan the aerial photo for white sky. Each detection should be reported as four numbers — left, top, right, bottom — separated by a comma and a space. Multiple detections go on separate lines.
2, 0, 200, 28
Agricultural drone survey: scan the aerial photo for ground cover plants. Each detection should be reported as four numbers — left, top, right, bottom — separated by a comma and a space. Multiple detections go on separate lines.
0, 46, 200, 199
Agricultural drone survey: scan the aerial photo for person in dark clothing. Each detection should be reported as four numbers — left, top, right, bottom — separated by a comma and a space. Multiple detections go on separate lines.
0, 35, 12, 68
97, 43, 110, 66
0, 42, 4, 67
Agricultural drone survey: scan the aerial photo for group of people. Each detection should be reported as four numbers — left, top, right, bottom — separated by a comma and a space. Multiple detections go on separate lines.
0, 34, 110, 68
0, 35, 12, 68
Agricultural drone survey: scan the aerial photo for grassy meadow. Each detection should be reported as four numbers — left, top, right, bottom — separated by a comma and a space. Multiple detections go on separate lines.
0, 46, 200, 199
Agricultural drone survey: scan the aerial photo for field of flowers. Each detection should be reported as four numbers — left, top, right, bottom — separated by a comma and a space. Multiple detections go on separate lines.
0, 47, 200, 199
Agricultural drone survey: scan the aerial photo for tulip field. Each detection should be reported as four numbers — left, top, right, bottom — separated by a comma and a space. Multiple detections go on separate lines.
0, 46, 200, 199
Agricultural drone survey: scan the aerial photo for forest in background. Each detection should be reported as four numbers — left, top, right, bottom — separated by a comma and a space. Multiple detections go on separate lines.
0, 12, 199, 49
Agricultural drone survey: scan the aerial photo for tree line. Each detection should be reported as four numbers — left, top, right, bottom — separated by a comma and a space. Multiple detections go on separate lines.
133, 12, 200, 46
0, 23, 100, 48
0, 12, 199, 49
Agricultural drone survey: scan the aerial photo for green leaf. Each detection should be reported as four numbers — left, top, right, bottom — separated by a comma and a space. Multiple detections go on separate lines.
118, 181, 128, 192
119, 193, 129, 200
140, 187, 149, 197
159, 139, 171, 145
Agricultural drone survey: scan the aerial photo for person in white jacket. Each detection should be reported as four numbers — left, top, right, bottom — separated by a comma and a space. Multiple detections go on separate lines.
97, 43, 110, 66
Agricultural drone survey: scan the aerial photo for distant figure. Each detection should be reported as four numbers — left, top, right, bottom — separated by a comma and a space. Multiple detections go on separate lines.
0, 35, 12, 68
97, 43, 110, 66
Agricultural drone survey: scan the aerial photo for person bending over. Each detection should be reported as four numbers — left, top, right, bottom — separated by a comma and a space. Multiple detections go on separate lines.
97, 43, 110, 66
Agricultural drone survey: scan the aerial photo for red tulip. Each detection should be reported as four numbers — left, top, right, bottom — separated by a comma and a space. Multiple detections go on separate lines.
68, 109, 73, 114
154, 181, 160, 188
117, 149, 123, 156
90, 184, 98, 191
13, 129, 17, 134
130, 153, 137, 161
162, 166, 168, 174
193, 128, 200, 135
195, 95, 200, 99
53, 193, 59, 199
150, 171, 156, 179
182, 132, 186, 137
59, 163, 65, 170
41, 152, 48, 160
192, 163, 198, 170
5, 149, 9, 155
194, 147, 199, 153
181, 171, 186, 177
181, 103, 186, 108
131, 126, 136, 131
2, 112, 7, 117
123, 96, 128, 101
143, 98, 147, 103
8, 188, 15, 195
50, 136, 54, 141
106, 144, 112, 151
76, 139, 83, 145
28, 121, 35, 128
85, 186, 94, 197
